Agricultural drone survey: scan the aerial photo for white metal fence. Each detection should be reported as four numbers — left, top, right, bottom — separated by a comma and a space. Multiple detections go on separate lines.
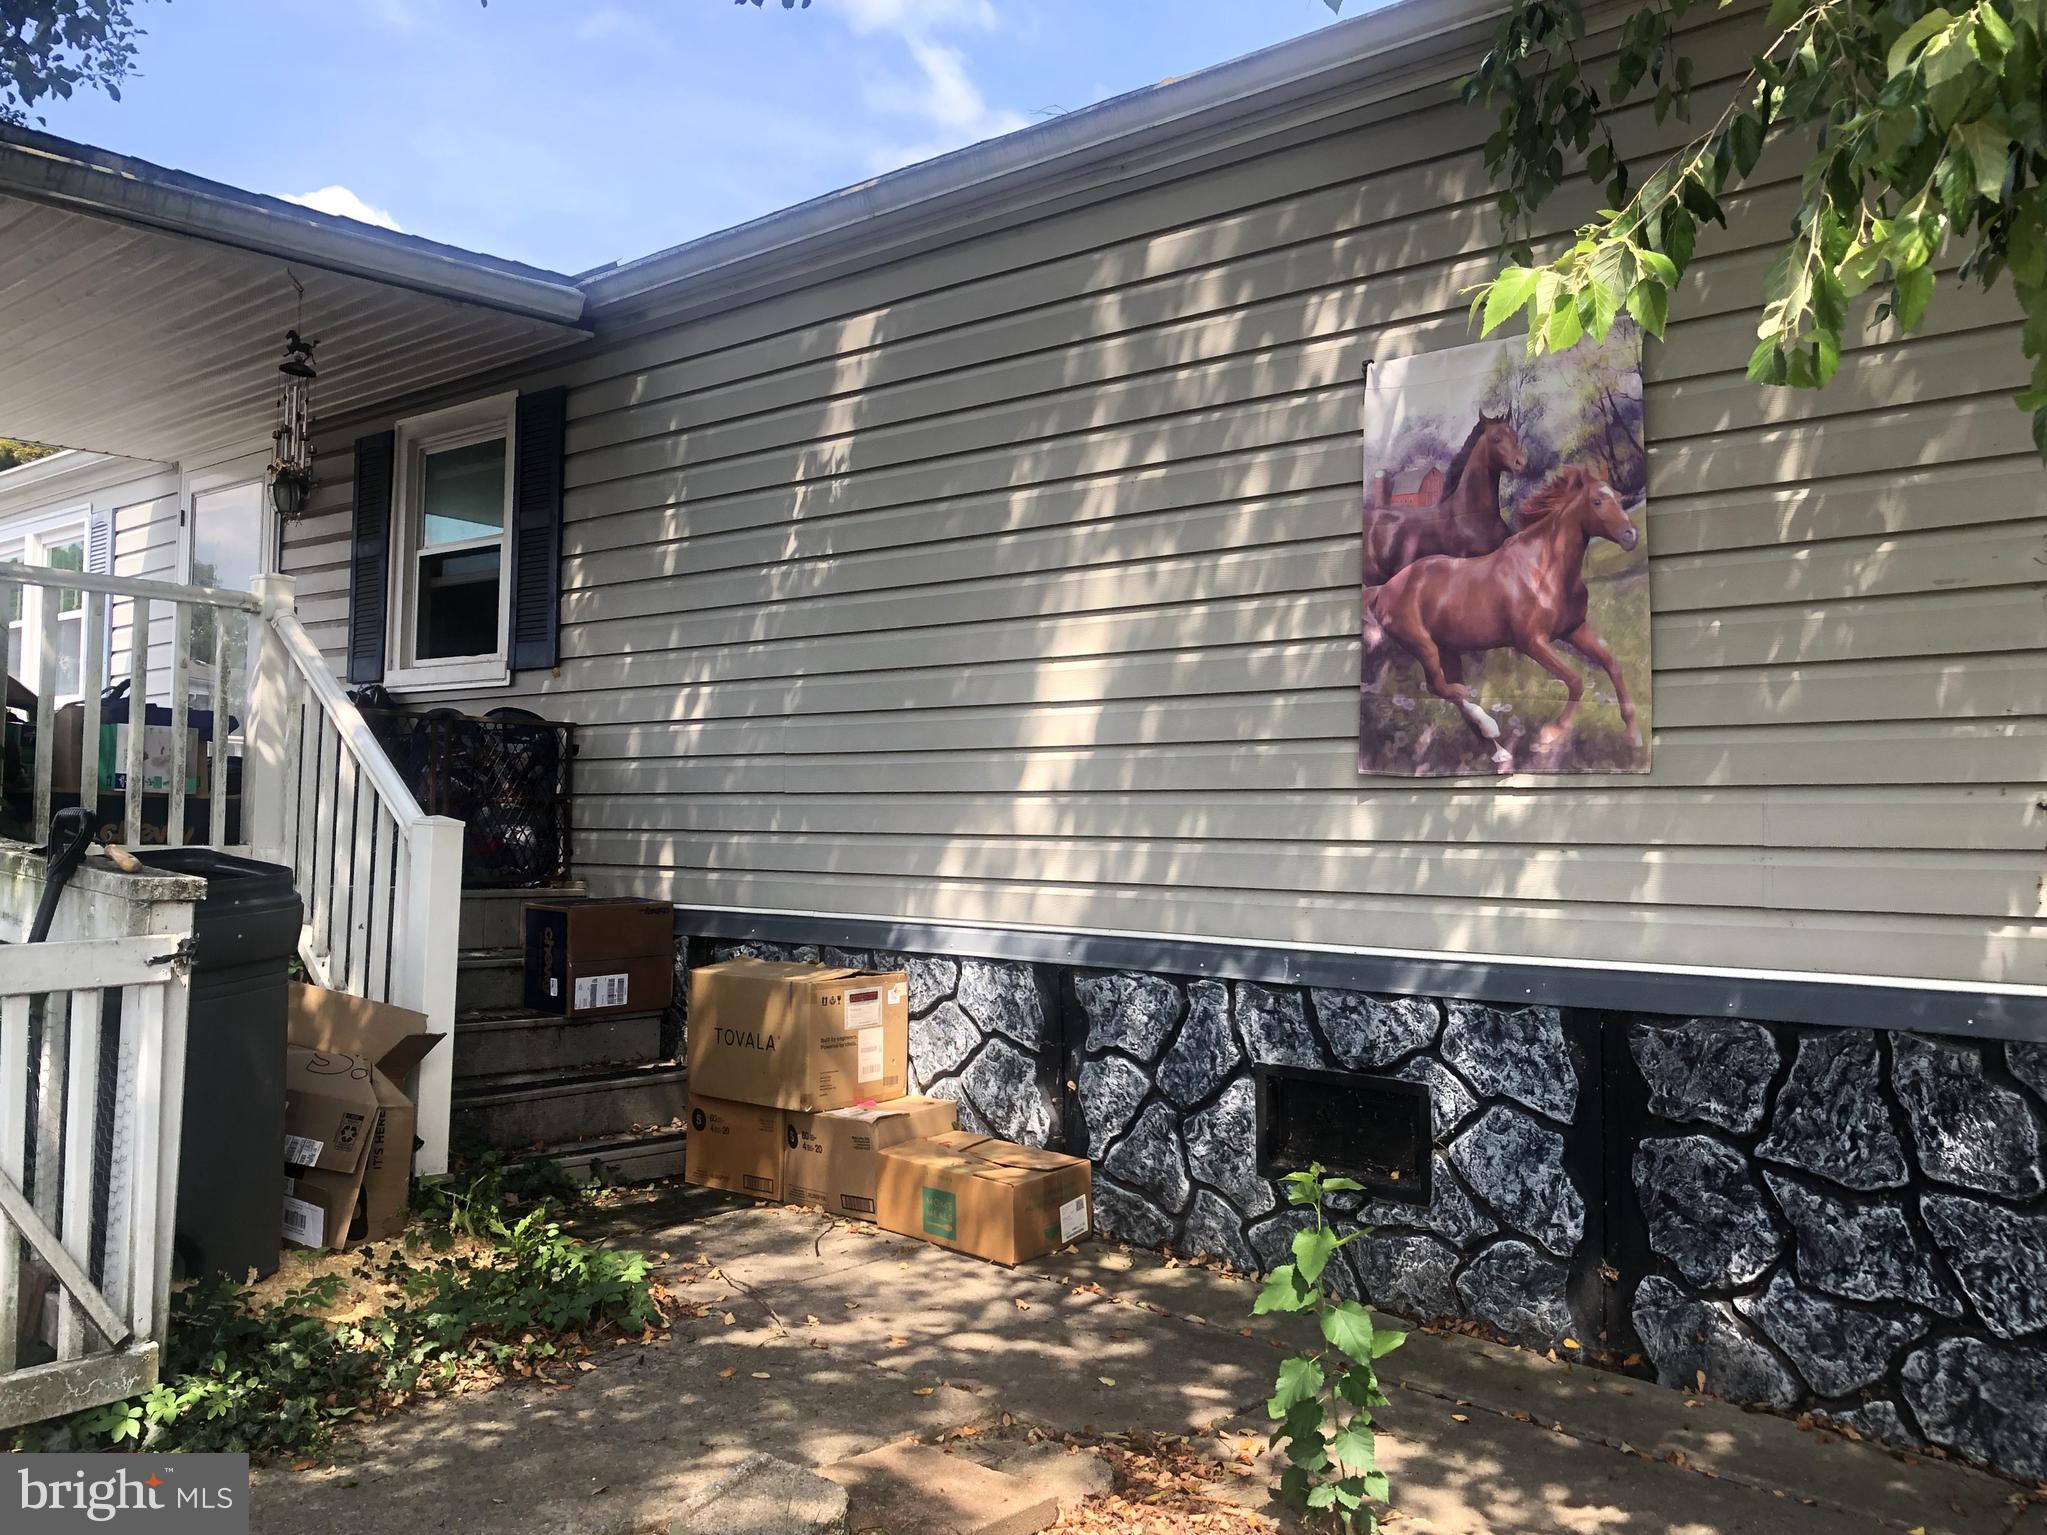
0, 848, 197, 1431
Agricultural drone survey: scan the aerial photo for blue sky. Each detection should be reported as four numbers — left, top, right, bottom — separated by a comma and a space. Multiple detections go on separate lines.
32, 0, 1360, 275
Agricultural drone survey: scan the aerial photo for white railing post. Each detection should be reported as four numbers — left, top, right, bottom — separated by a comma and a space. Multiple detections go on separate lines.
243, 574, 297, 866
396, 816, 462, 1176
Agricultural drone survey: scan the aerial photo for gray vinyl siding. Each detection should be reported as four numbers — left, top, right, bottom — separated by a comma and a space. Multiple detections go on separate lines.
281, 6, 2047, 990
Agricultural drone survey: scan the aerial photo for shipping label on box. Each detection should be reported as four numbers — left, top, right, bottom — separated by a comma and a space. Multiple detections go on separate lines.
876, 1131, 1093, 1266
784, 1096, 956, 1219
525, 899, 674, 1020
687, 958, 909, 1111
684, 1095, 788, 1200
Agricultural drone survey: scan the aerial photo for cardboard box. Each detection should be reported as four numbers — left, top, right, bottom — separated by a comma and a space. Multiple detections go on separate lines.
687, 958, 909, 1111
876, 1131, 1093, 1266
45, 705, 210, 795
784, 1096, 957, 1220
685, 1095, 788, 1200
281, 984, 443, 1249
525, 898, 675, 1019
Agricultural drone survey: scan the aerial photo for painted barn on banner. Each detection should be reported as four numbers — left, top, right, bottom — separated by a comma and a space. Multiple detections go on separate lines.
0, 0, 2042, 1483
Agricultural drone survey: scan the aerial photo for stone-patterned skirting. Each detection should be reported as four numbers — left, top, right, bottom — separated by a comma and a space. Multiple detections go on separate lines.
679, 936, 2047, 1483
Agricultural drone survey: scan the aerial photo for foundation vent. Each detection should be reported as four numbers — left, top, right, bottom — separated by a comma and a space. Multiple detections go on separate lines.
1254, 1065, 1432, 1206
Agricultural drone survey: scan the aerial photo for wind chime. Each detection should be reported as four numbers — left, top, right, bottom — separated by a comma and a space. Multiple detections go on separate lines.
268, 274, 318, 517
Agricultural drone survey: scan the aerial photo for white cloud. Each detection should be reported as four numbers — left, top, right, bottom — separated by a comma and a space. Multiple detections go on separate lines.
847, 0, 1029, 175
285, 185, 404, 232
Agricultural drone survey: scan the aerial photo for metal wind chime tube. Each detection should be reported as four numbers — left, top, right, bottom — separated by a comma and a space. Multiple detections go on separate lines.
269, 279, 319, 518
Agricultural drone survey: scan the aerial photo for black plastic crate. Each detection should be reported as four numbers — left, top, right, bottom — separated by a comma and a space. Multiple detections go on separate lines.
359, 707, 575, 888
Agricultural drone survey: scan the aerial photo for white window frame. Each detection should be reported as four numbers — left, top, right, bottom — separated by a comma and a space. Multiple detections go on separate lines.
179, 448, 277, 590
0, 503, 94, 707
383, 392, 516, 693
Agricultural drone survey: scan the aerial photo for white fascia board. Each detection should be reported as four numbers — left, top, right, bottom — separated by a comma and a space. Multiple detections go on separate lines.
0, 127, 587, 328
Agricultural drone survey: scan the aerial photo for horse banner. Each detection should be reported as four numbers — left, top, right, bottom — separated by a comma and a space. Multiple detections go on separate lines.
1358, 322, 1651, 777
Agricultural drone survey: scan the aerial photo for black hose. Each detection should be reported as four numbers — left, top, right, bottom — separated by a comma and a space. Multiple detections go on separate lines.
29, 807, 98, 943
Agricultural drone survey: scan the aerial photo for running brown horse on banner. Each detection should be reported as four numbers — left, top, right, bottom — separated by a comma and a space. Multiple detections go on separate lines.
1363, 465, 1642, 773
1362, 408, 1528, 585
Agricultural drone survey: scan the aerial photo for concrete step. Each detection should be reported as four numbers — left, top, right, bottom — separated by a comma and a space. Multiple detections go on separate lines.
821, 1442, 1058, 1535
510, 1125, 689, 1185
452, 1005, 664, 1079
455, 947, 530, 1013
451, 1060, 688, 1149
458, 880, 587, 950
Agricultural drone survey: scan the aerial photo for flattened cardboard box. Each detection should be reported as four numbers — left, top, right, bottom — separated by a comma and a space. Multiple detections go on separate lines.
685, 1095, 787, 1201
281, 1048, 413, 1249
876, 1131, 1092, 1266
687, 957, 908, 1111
282, 984, 443, 1250
525, 898, 675, 1020
784, 1096, 956, 1220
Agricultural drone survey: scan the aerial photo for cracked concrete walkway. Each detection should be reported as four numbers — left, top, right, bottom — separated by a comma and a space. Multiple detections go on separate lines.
250, 1187, 2043, 1535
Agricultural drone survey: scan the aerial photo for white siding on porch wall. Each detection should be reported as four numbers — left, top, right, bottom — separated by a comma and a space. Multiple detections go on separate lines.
281, 4, 2047, 989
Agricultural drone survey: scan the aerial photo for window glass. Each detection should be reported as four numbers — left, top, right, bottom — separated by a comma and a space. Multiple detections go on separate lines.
0, 525, 87, 703
44, 538, 83, 613
189, 481, 263, 676
421, 439, 507, 547
190, 481, 264, 595
415, 547, 503, 659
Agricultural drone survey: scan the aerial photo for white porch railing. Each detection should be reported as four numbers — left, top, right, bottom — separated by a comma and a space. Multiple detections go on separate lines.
0, 564, 460, 1174
242, 575, 461, 1174
0, 847, 198, 1431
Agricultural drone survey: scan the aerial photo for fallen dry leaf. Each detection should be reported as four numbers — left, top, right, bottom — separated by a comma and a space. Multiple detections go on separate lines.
1099, 1377, 1117, 1387
912, 1387, 936, 1397
717, 1367, 738, 1379
751, 1371, 771, 1380
1451, 1413, 1470, 1423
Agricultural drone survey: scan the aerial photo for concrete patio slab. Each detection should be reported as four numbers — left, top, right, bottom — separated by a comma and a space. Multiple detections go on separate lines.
246, 1189, 2043, 1535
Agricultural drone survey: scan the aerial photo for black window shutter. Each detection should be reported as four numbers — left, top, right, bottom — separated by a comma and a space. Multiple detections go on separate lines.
510, 386, 567, 673
347, 431, 396, 684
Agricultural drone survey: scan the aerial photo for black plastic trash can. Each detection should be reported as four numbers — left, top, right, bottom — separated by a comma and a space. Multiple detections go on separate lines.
136, 848, 302, 1283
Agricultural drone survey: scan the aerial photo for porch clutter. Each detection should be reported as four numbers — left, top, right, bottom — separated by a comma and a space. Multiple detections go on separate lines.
686, 955, 909, 1109
786, 1096, 956, 1218
282, 984, 444, 1252
683, 956, 1093, 1266
875, 1131, 1093, 1266
522, 896, 673, 1020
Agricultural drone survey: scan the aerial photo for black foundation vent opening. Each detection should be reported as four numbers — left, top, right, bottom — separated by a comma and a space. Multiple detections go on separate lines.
1254, 1065, 1433, 1206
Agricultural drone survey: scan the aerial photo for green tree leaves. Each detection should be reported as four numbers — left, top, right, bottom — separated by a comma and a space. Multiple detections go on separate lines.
1465, 0, 2047, 456
0, 3, 156, 127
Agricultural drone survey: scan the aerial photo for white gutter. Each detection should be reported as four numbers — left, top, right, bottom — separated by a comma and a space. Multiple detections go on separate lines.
581, 0, 1507, 314
0, 125, 587, 328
